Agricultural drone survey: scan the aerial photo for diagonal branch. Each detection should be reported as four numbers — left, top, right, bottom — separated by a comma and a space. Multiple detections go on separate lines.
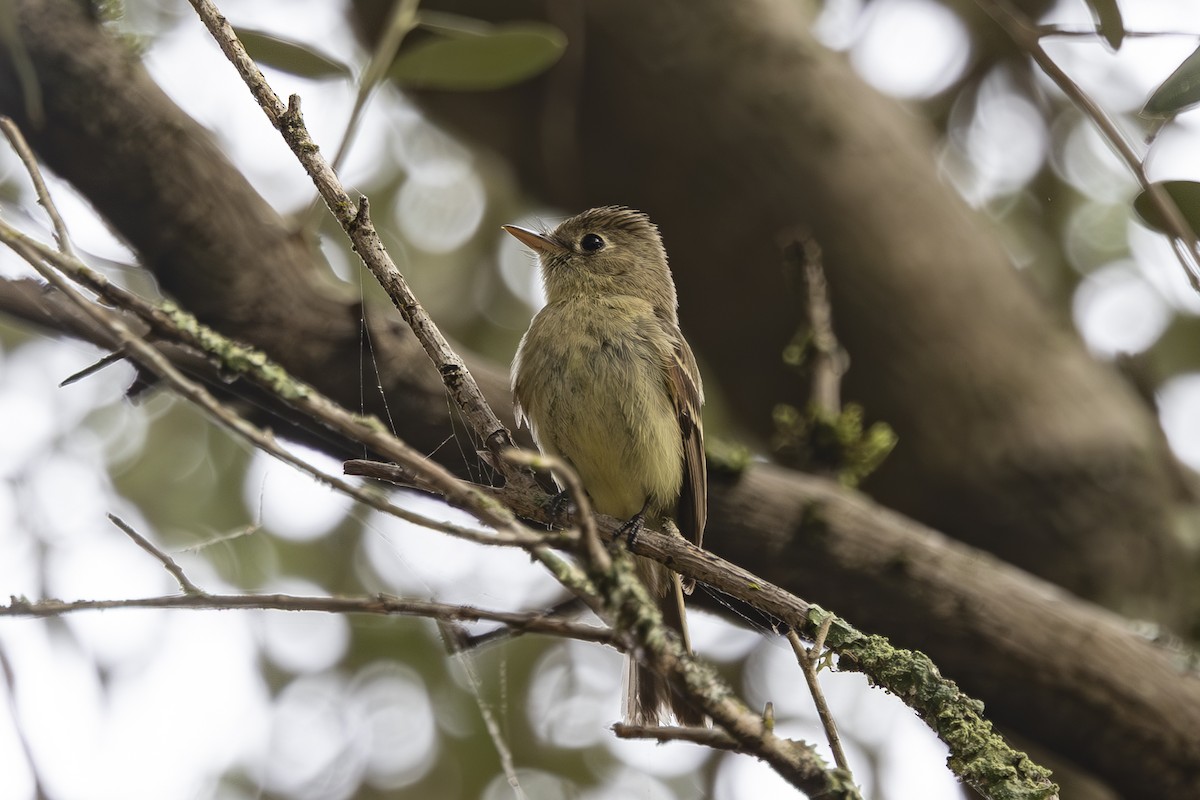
0, 116, 76, 258
109, 513, 202, 595
974, 0, 1200, 292
183, 0, 520, 468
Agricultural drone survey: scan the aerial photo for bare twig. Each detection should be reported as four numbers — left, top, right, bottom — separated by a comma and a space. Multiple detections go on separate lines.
183, 0, 520, 467
344, 457, 460, 497
801, 242, 842, 414
108, 513, 202, 595
0, 592, 617, 644
0, 647, 52, 800
782, 236, 852, 776
613, 722, 741, 750
788, 235, 845, 415
788, 621, 851, 774
974, 0, 1200, 292
448, 598, 590, 650
1035, 27, 1200, 40
344, 457, 426, 485
441, 622, 530, 800
0, 115, 75, 257
179, 523, 261, 553
300, 0, 419, 233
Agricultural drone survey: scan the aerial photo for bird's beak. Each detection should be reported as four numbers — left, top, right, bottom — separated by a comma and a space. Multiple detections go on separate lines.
502, 224, 565, 256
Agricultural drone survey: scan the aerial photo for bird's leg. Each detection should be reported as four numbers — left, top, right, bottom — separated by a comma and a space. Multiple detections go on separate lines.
617, 513, 645, 546
616, 499, 652, 548
540, 489, 578, 528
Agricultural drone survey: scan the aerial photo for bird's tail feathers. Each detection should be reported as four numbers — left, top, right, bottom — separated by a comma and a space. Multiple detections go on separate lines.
624, 565, 706, 727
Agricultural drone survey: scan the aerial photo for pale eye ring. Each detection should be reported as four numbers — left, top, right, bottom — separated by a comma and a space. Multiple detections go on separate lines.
580, 233, 605, 252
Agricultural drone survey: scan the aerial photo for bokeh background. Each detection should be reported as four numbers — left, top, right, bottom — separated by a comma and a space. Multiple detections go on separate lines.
2, 0, 1200, 798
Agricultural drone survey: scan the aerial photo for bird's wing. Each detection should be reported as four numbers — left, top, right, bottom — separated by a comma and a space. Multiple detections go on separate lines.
665, 332, 707, 549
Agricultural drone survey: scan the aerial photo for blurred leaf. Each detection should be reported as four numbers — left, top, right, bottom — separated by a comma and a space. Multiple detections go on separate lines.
1085, 0, 1125, 51
1132, 181, 1200, 235
416, 9, 494, 37
1142, 45, 1200, 118
388, 23, 566, 91
235, 27, 353, 80
0, 1, 42, 124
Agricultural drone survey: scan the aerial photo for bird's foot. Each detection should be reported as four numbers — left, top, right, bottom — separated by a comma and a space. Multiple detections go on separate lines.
544, 489, 575, 524
616, 512, 646, 548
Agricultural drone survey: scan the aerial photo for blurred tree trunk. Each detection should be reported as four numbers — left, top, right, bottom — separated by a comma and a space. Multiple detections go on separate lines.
358, 0, 1196, 629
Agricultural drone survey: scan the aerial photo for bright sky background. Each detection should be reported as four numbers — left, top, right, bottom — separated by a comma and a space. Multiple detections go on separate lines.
3, 0, 1200, 799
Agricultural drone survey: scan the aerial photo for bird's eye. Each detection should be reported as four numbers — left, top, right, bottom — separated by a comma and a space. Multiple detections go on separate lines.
580, 233, 605, 252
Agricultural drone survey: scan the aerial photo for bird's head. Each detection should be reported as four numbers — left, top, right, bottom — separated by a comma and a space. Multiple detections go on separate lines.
503, 206, 678, 315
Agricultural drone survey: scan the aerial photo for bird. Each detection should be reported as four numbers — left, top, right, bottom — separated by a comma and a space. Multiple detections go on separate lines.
503, 206, 706, 726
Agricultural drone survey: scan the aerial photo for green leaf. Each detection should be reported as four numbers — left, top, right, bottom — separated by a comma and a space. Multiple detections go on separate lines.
235, 27, 353, 80
1142, 45, 1200, 118
416, 10, 494, 37
1132, 181, 1200, 235
1084, 0, 1125, 51
388, 23, 566, 91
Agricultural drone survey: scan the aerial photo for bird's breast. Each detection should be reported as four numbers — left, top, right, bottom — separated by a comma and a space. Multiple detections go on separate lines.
513, 303, 684, 519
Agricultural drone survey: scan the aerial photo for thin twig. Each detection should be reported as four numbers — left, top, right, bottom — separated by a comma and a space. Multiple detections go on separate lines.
0, 116, 76, 257
783, 237, 850, 775
1035, 27, 1200, 40
450, 598, 590, 650
788, 235, 845, 415
0, 593, 616, 644
788, 620, 851, 774
612, 722, 742, 750
974, 0, 1200, 293
0, 648, 52, 800
440, 622, 530, 800
183, 0, 521, 467
108, 513, 202, 595
344, 457, 460, 498
299, 0, 420, 233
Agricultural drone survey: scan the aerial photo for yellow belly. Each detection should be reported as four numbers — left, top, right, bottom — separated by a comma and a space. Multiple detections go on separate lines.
514, 302, 684, 520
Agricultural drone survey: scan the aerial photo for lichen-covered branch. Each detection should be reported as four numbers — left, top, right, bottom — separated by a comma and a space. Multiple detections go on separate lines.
604, 521, 1059, 800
